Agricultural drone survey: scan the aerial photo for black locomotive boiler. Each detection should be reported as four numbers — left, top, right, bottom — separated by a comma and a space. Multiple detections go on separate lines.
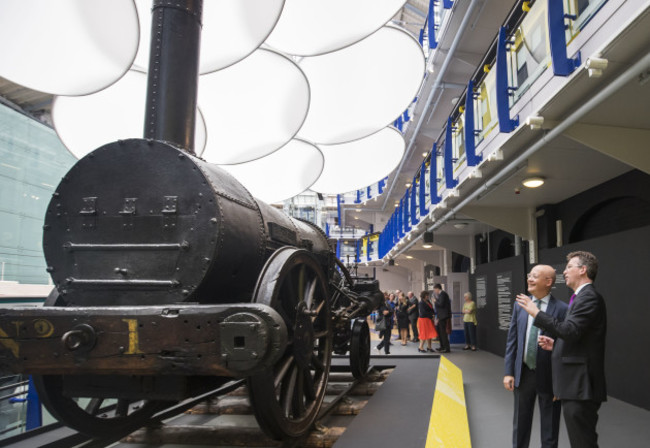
0, 137, 383, 439
0, 0, 384, 440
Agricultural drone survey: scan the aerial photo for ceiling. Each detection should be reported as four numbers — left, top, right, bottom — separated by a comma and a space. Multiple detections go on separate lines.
1, 0, 649, 267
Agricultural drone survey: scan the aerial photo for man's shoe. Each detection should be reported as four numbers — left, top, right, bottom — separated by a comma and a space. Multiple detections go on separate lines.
435, 347, 445, 352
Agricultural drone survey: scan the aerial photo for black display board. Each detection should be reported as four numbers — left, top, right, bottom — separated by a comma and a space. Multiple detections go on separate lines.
471, 255, 527, 357
539, 225, 650, 411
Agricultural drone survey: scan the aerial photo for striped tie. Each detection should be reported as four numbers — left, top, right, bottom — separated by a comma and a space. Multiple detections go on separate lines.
524, 299, 542, 370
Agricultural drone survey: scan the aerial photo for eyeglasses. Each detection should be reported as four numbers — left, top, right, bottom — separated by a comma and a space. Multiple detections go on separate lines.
565, 264, 583, 270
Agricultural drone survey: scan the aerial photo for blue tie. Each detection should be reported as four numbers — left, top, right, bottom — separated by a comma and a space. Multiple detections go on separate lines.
524, 299, 542, 370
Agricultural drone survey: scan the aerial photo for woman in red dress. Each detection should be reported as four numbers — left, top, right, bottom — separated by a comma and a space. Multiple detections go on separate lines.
417, 290, 438, 352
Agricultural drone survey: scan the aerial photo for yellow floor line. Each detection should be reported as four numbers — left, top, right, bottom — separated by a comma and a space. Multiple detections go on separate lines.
425, 356, 472, 448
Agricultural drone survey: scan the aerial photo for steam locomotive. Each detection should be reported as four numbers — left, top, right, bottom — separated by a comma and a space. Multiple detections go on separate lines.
0, 137, 382, 439
0, 0, 383, 440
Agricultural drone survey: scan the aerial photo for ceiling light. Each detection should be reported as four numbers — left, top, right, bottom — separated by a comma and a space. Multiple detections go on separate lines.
422, 152, 428, 157
522, 177, 545, 188
406, 255, 413, 259
354, 216, 359, 220
355, 208, 361, 212
422, 244, 432, 249
405, 182, 412, 188
454, 223, 468, 229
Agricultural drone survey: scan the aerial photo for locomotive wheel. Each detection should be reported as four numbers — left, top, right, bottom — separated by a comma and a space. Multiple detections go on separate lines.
248, 247, 332, 440
349, 319, 371, 379
32, 289, 168, 437
33, 375, 167, 437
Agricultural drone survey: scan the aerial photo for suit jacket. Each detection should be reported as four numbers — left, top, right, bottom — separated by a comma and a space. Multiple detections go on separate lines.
504, 294, 568, 392
534, 284, 607, 402
434, 290, 451, 320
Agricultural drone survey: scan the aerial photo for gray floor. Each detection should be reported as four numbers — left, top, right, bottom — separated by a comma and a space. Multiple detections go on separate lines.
361, 331, 650, 447
436, 346, 650, 448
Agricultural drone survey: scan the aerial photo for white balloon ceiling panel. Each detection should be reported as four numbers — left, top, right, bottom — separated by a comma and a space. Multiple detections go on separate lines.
296, 26, 425, 145
1, 0, 426, 198
265, 0, 407, 56
310, 127, 405, 194
199, 49, 310, 165
52, 70, 206, 159
0, 0, 139, 95
133, 0, 285, 73
217, 140, 324, 204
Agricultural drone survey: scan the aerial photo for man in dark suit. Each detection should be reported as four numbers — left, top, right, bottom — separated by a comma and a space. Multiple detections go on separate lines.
433, 283, 451, 353
504, 264, 568, 448
517, 251, 607, 447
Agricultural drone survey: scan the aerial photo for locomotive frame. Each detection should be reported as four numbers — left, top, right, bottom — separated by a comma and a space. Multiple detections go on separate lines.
0, 0, 383, 440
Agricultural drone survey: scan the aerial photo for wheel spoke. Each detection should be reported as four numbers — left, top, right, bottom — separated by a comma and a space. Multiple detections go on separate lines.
284, 270, 299, 318
282, 366, 299, 417
115, 399, 129, 417
85, 397, 103, 415
304, 277, 316, 309
310, 352, 325, 373
292, 366, 306, 417
311, 300, 325, 324
274, 354, 295, 391
297, 265, 306, 303
302, 367, 316, 402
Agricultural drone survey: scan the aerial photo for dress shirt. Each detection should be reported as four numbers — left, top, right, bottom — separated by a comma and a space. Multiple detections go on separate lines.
572, 283, 592, 298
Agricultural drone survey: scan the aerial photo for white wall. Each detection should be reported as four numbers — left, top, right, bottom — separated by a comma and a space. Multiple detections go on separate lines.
357, 266, 411, 293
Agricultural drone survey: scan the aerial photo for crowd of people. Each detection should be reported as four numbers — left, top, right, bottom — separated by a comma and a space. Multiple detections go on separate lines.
372, 284, 478, 355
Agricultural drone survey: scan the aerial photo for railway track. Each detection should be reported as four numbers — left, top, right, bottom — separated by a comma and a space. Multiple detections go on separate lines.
1, 363, 392, 448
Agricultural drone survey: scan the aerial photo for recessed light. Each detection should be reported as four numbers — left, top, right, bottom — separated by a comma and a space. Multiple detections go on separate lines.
422, 152, 428, 157
405, 182, 412, 188
406, 255, 413, 259
522, 176, 545, 188
422, 244, 432, 249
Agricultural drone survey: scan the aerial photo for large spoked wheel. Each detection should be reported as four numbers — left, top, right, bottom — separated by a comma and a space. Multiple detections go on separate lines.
349, 319, 370, 380
248, 247, 332, 440
33, 290, 168, 437
33, 375, 166, 437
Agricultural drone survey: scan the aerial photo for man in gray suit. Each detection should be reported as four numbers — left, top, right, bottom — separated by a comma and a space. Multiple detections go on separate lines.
505, 264, 568, 448
517, 251, 607, 447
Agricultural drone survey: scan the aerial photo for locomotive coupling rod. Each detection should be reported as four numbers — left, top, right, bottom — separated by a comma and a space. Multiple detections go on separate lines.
0, 304, 287, 378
